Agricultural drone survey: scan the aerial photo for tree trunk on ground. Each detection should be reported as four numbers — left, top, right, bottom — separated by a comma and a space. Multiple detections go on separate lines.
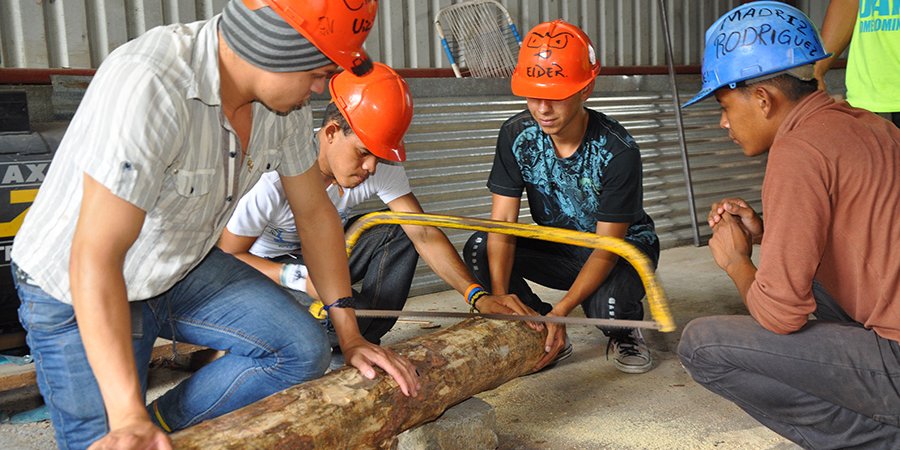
0, 342, 205, 394
171, 318, 545, 449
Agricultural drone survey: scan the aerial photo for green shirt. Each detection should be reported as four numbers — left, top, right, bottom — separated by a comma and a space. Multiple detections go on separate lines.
846, 0, 900, 112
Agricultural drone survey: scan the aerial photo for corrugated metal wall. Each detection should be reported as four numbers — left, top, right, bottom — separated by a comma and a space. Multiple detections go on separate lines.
1, 0, 831, 69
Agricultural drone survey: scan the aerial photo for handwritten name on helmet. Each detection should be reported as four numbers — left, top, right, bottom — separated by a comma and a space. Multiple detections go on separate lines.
711, 5, 821, 61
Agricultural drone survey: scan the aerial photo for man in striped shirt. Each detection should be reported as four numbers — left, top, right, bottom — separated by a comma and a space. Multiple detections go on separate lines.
10, 1, 418, 448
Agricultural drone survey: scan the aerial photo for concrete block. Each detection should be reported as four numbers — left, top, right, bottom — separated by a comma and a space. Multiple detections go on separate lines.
395, 397, 498, 450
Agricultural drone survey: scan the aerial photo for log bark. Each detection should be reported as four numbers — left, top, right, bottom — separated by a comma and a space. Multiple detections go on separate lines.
171, 318, 545, 449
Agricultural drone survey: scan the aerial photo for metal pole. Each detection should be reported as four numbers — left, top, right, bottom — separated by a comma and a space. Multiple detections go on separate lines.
85, 0, 110, 67
0, 1, 26, 67
657, 0, 701, 246
124, 0, 147, 39
43, 0, 69, 68
162, 0, 179, 24
195, 0, 214, 20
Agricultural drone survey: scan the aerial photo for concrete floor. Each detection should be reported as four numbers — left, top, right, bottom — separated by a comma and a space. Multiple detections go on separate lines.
386, 245, 799, 450
0, 245, 801, 449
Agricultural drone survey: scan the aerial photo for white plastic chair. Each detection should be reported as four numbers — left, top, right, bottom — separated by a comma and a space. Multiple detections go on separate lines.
434, 0, 522, 78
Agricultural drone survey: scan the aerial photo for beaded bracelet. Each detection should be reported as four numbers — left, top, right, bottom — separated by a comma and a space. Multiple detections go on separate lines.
322, 296, 355, 312
469, 289, 489, 313
465, 284, 485, 306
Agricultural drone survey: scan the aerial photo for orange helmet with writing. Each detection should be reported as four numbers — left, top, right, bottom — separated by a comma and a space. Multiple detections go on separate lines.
511, 20, 600, 100
243, 0, 377, 76
329, 62, 413, 162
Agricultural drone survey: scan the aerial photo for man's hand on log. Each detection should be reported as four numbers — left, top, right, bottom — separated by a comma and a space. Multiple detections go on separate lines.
534, 314, 567, 370
88, 417, 172, 450
473, 293, 544, 331
343, 337, 421, 397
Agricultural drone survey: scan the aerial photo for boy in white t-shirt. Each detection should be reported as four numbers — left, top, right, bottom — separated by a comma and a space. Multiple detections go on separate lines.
219, 64, 539, 348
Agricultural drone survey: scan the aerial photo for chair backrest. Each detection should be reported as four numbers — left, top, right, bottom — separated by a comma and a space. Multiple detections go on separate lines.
434, 0, 522, 78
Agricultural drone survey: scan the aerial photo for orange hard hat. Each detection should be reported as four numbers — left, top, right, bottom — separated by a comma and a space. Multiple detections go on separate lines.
244, 0, 377, 76
329, 62, 413, 162
511, 20, 600, 100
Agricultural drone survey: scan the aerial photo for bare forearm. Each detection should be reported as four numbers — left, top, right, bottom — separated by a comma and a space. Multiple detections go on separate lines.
232, 251, 283, 284
725, 257, 758, 304
815, 0, 857, 78
487, 233, 516, 294
297, 211, 364, 344
218, 229, 300, 288
70, 258, 146, 429
282, 169, 360, 346
296, 208, 351, 301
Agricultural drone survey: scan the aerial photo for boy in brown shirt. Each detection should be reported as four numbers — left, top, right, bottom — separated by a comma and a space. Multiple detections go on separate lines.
677, 2, 900, 448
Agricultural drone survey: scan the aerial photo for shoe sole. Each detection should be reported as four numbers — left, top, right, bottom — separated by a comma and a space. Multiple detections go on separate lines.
555, 343, 574, 361
613, 359, 652, 374
534, 343, 574, 372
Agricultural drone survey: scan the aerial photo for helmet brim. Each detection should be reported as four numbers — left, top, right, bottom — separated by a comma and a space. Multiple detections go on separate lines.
682, 89, 713, 108
682, 51, 831, 109
511, 72, 597, 101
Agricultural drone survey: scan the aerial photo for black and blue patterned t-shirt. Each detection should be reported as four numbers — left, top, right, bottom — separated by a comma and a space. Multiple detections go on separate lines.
488, 108, 657, 250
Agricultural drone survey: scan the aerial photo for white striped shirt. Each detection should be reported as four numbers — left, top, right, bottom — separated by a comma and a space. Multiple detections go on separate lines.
11, 16, 316, 303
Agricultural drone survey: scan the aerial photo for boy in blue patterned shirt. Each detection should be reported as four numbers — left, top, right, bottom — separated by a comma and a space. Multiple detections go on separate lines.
464, 20, 659, 373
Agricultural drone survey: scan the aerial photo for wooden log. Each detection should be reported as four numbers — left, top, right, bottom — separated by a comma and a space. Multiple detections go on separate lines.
0, 363, 36, 394
149, 342, 208, 366
0, 341, 206, 394
171, 318, 545, 449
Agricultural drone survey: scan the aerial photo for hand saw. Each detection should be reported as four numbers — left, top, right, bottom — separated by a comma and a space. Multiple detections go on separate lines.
344, 211, 676, 333
354, 309, 662, 330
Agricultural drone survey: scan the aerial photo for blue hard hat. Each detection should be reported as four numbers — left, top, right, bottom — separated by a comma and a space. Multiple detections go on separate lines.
683, 1, 830, 108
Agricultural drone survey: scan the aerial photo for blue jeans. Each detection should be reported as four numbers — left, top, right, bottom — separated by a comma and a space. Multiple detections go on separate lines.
463, 231, 659, 337
278, 222, 419, 345
678, 282, 900, 449
14, 248, 330, 449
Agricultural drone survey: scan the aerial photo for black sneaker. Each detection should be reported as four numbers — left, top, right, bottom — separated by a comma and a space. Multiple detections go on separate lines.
606, 328, 652, 374
551, 341, 574, 365
537, 340, 574, 372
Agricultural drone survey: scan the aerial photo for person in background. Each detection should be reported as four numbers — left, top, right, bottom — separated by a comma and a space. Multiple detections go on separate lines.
678, 2, 900, 447
814, 0, 900, 127
463, 19, 660, 373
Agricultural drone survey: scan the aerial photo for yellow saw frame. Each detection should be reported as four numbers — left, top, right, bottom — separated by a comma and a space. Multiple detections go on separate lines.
341, 211, 675, 332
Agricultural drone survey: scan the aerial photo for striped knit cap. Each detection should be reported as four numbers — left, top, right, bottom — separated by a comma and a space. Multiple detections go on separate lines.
220, 0, 333, 72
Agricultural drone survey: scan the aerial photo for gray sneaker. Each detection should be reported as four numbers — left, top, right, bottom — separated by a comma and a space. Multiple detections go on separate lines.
607, 328, 652, 374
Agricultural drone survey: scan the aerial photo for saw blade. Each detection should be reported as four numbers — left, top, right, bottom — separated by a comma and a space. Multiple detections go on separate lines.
354, 309, 661, 330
